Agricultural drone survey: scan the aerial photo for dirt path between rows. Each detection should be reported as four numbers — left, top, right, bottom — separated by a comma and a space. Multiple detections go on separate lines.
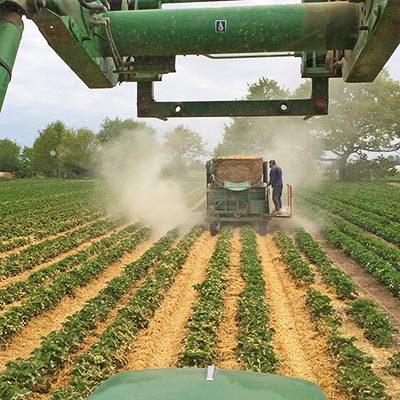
258, 235, 348, 400
122, 232, 217, 370
0, 238, 155, 370
215, 229, 244, 370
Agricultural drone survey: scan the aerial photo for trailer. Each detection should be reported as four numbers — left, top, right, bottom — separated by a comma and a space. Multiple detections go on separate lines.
206, 157, 292, 235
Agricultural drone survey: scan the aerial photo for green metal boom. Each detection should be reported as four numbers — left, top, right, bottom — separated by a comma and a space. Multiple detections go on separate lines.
0, 0, 399, 118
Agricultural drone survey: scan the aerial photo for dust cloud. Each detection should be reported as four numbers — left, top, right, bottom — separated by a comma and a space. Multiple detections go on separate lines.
95, 129, 202, 236
260, 119, 325, 232
259, 120, 323, 187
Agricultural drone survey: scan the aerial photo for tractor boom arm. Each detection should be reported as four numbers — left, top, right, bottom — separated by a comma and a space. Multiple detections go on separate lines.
0, 0, 399, 118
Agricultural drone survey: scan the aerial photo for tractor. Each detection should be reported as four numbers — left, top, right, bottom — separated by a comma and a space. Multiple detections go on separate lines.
87, 366, 327, 400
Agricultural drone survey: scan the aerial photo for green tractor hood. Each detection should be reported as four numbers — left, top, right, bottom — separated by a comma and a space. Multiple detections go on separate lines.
88, 367, 327, 400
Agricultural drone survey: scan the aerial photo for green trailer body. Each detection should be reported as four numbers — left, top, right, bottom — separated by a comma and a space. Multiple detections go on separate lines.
87, 367, 327, 400
206, 185, 269, 223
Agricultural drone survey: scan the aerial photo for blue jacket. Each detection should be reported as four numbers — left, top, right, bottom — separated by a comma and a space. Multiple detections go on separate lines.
269, 166, 283, 187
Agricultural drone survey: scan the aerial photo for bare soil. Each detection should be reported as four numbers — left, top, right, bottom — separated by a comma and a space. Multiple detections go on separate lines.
122, 232, 217, 370
215, 230, 244, 370
258, 235, 348, 400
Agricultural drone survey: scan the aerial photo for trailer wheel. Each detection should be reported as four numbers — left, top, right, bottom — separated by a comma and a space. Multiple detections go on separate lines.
258, 223, 267, 236
210, 222, 219, 236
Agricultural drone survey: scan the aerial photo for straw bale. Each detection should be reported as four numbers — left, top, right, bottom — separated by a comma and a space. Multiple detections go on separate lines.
0, 172, 12, 179
212, 156, 263, 183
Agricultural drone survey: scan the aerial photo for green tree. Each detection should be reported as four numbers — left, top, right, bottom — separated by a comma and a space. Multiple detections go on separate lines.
310, 70, 400, 180
345, 154, 396, 181
60, 128, 98, 177
163, 125, 208, 169
31, 121, 67, 177
97, 117, 155, 144
387, 154, 400, 165
19, 146, 33, 178
0, 138, 20, 172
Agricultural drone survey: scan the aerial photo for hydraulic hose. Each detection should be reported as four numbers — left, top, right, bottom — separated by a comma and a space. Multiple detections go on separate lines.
78, 0, 110, 13
0, 9, 23, 112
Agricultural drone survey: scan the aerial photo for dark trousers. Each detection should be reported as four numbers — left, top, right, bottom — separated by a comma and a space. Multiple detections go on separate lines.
272, 185, 283, 211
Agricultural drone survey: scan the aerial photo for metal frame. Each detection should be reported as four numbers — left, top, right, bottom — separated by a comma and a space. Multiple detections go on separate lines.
137, 78, 329, 119
0, 0, 399, 117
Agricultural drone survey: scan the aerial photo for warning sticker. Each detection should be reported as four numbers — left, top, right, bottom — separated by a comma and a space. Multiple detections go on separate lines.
215, 20, 227, 33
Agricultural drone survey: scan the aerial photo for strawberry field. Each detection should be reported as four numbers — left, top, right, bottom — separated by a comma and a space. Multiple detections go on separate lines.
0, 179, 399, 400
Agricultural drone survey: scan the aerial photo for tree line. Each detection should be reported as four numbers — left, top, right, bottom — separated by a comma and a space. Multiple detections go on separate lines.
214, 69, 400, 181
0, 119, 208, 179
1, 69, 399, 181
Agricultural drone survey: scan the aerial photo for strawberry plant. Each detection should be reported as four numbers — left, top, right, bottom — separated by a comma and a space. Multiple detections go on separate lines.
178, 226, 232, 367
236, 226, 279, 373
0, 219, 123, 309
0, 226, 149, 345
386, 352, 400, 377
273, 231, 315, 284
305, 288, 341, 332
295, 228, 357, 299
328, 334, 390, 400
323, 225, 400, 298
347, 299, 398, 347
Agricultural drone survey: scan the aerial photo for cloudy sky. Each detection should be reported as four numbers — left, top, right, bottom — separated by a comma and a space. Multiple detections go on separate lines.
0, 0, 399, 150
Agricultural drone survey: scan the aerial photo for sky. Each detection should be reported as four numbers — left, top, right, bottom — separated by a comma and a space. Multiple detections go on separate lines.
0, 0, 399, 151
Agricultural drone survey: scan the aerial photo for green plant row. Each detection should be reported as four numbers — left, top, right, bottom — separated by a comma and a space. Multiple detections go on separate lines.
295, 228, 357, 299
386, 352, 400, 377
177, 226, 233, 367
0, 228, 180, 400
300, 191, 400, 247
0, 218, 119, 278
304, 287, 391, 400
305, 288, 341, 332
347, 299, 398, 347
236, 226, 279, 373
309, 184, 400, 224
0, 237, 30, 252
0, 193, 104, 241
0, 180, 94, 204
330, 218, 400, 271
294, 225, 397, 349
0, 226, 149, 345
50, 226, 203, 400
323, 225, 400, 298
0, 221, 131, 311
328, 334, 390, 400
273, 231, 315, 285
296, 198, 400, 274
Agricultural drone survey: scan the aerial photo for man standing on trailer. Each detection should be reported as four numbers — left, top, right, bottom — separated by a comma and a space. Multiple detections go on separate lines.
268, 160, 283, 215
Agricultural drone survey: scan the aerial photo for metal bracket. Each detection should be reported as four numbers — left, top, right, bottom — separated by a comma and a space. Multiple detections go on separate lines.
343, 0, 400, 82
137, 78, 329, 120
